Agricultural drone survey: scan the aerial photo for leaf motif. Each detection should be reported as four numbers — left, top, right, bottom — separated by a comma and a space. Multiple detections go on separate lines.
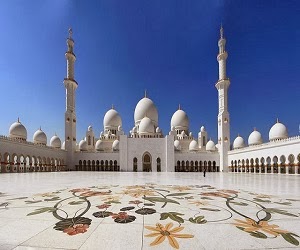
144, 203, 155, 206
249, 231, 267, 239
93, 211, 112, 218
200, 208, 221, 212
160, 213, 169, 220
135, 208, 156, 215
54, 217, 92, 231
230, 201, 248, 206
25, 200, 42, 204
120, 206, 135, 211
200, 197, 214, 200
264, 208, 299, 217
189, 216, 207, 224
143, 196, 180, 205
274, 201, 292, 206
8, 197, 28, 200
169, 213, 184, 223
166, 193, 191, 197
44, 197, 61, 202
68, 201, 85, 205
236, 226, 245, 231
253, 198, 271, 203
114, 215, 136, 223
282, 233, 299, 246
27, 207, 57, 216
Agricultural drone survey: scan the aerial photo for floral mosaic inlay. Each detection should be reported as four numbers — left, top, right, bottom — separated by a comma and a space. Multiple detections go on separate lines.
1, 184, 300, 249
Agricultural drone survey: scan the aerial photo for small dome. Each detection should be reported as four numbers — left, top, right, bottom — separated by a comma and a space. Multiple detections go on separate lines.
189, 132, 193, 137
181, 130, 186, 137
233, 135, 245, 149
50, 135, 61, 148
206, 140, 216, 151
33, 128, 47, 145
171, 109, 189, 130
9, 119, 27, 140
269, 120, 288, 141
112, 140, 120, 151
139, 117, 155, 134
174, 140, 181, 150
189, 140, 198, 151
61, 141, 65, 150
134, 97, 158, 126
118, 125, 122, 131
200, 126, 205, 132
156, 127, 161, 133
103, 109, 122, 129
95, 140, 103, 151
248, 129, 263, 146
88, 125, 93, 131
79, 140, 87, 151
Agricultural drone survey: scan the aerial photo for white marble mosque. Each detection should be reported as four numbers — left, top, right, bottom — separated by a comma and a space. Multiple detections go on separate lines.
0, 27, 300, 175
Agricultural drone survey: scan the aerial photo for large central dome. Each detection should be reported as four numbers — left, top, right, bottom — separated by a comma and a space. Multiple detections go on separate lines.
134, 97, 158, 126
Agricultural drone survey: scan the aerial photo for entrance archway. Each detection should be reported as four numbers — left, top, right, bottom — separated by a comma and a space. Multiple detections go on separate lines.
143, 152, 152, 172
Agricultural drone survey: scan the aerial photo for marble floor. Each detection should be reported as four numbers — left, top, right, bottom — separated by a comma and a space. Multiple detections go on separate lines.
0, 172, 299, 250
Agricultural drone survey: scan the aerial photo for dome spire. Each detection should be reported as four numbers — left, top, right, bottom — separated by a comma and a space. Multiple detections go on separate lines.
144, 89, 147, 98
68, 27, 73, 39
276, 118, 279, 123
17, 117, 20, 123
220, 23, 224, 39
112, 104, 114, 110
178, 104, 181, 110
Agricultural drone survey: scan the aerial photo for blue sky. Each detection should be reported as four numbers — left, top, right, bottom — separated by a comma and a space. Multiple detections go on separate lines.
0, 0, 299, 145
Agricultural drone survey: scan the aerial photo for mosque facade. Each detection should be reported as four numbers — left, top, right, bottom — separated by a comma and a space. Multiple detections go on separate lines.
1, 28, 299, 174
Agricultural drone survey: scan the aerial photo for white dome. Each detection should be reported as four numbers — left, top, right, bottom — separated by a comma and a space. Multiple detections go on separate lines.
171, 109, 189, 130
79, 140, 87, 151
50, 135, 61, 148
9, 119, 27, 140
248, 129, 263, 146
233, 135, 245, 149
33, 128, 47, 145
134, 97, 158, 126
103, 109, 122, 129
118, 125, 122, 131
139, 117, 155, 134
189, 140, 198, 151
156, 127, 161, 133
269, 121, 288, 141
200, 126, 205, 132
88, 125, 93, 131
206, 140, 216, 151
181, 130, 186, 137
112, 140, 120, 151
174, 140, 181, 150
61, 141, 65, 150
95, 140, 103, 151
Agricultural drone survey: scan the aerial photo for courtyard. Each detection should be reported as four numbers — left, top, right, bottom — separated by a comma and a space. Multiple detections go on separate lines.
0, 172, 299, 250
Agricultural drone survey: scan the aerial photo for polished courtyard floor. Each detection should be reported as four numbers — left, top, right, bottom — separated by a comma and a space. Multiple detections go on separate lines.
0, 172, 299, 250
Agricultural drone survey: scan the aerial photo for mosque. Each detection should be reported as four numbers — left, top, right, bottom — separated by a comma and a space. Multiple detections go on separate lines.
0, 27, 299, 174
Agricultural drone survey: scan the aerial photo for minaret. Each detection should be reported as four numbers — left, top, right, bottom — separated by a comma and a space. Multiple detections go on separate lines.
215, 25, 230, 172
63, 28, 78, 170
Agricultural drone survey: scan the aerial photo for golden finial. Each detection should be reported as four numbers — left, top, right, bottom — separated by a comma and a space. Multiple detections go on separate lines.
178, 104, 181, 110
144, 89, 147, 98
112, 104, 114, 109
238, 133, 240, 137
17, 117, 20, 123
39, 126, 42, 130
220, 23, 224, 39
276, 118, 279, 123
253, 127, 256, 131
68, 28, 73, 39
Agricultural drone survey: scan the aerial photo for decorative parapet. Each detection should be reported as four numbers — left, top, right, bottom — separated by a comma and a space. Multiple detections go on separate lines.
0, 135, 65, 151
229, 135, 300, 154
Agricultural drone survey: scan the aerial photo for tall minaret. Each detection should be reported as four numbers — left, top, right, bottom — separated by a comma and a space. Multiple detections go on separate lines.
215, 25, 230, 172
63, 28, 78, 169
